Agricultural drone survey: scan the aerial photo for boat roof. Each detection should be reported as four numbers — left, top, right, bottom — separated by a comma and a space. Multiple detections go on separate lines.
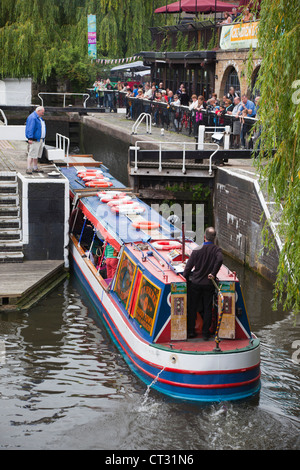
61, 165, 181, 249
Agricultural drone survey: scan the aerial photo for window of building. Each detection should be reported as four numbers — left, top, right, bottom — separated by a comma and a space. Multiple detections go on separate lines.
224, 67, 240, 96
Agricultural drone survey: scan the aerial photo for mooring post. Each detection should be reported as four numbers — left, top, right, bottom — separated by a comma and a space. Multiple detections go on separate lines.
224, 125, 231, 150
197, 125, 205, 150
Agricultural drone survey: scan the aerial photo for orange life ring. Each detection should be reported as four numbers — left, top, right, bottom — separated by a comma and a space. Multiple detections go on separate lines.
77, 168, 102, 173
77, 169, 102, 175
77, 168, 103, 176
78, 174, 103, 181
82, 175, 106, 182
98, 190, 125, 199
107, 197, 132, 206
111, 204, 145, 214
132, 221, 160, 230
152, 240, 181, 251
85, 180, 113, 188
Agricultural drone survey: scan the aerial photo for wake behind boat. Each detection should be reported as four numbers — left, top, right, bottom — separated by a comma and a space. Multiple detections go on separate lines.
59, 162, 260, 402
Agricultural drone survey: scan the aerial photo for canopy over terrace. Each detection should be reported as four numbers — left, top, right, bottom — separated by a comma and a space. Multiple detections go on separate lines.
155, 0, 238, 14
110, 61, 150, 73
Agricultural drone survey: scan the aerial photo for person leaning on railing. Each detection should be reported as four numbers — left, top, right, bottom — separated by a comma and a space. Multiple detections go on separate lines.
219, 12, 232, 25
227, 96, 242, 148
236, 95, 256, 149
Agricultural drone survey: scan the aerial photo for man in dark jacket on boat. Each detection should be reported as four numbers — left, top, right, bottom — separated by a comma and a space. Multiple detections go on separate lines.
183, 227, 223, 340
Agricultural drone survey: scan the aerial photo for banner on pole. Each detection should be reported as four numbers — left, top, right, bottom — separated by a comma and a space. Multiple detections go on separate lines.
87, 14, 97, 59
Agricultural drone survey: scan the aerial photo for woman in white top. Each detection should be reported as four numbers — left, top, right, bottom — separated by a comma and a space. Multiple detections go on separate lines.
189, 94, 198, 110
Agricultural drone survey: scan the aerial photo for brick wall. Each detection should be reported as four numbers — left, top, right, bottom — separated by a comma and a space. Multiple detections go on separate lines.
214, 169, 279, 282
215, 49, 262, 98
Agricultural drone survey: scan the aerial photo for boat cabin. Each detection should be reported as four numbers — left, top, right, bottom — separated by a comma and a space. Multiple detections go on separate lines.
61, 165, 253, 351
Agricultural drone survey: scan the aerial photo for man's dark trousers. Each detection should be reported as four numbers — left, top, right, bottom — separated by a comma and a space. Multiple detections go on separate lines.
188, 283, 215, 337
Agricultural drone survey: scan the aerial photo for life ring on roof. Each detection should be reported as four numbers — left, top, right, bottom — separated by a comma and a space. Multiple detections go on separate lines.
77, 170, 103, 179
132, 220, 160, 230
85, 180, 113, 188
98, 190, 125, 199
152, 240, 181, 251
77, 168, 102, 173
111, 204, 145, 215
82, 175, 107, 182
107, 197, 132, 206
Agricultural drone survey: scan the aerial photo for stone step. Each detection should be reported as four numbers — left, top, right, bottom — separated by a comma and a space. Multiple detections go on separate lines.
0, 230, 22, 241
0, 171, 17, 183
0, 183, 18, 194
0, 242, 23, 252
0, 218, 21, 229
0, 251, 24, 263
0, 206, 19, 218
0, 194, 19, 206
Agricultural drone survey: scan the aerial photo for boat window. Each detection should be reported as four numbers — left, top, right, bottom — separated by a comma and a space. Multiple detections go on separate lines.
113, 251, 137, 309
133, 275, 161, 336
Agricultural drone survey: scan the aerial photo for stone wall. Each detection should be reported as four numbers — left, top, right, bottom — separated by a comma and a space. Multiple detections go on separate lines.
214, 168, 279, 282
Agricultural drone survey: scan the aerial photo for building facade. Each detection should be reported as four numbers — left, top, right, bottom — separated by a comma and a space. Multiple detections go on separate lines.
141, 19, 261, 100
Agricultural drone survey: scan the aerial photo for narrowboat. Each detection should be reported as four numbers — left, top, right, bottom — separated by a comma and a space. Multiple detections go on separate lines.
59, 163, 261, 402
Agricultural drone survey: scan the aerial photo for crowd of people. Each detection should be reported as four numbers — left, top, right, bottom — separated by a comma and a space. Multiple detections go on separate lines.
92, 78, 260, 149
219, 6, 255, 25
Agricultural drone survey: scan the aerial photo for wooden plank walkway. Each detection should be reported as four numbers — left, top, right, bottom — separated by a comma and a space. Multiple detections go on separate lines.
0, 260, 67, 310
0, 260, 63, 296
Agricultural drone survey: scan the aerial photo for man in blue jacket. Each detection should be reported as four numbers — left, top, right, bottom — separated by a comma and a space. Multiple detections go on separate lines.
25, 106, 46, 174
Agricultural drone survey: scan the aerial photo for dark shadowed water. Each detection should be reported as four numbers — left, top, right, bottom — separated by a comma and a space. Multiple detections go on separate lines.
0, 265, 299, 451
0, 124, 299, 450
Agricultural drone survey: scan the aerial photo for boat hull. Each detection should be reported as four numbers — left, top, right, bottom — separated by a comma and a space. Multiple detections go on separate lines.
71, 242, 261, 403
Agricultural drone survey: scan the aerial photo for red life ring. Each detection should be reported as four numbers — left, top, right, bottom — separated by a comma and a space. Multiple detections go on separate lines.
152, 240, 181, 251
85, 180, 113, 188
132, 221, 160, 230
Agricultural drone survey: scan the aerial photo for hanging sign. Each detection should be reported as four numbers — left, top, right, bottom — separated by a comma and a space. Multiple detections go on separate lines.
220, 21, 259, 50
87, 14, 97, 59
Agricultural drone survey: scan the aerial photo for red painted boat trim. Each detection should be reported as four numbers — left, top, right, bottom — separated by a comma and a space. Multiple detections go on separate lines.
103, 309, 261, 390
73, 248, 260, 389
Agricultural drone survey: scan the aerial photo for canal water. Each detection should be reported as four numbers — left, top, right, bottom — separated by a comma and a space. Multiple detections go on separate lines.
0, 124, 299, 450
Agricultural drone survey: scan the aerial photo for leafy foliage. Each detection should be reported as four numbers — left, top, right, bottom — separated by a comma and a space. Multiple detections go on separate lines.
0, 0, 167, 88
253, 0, 300, 314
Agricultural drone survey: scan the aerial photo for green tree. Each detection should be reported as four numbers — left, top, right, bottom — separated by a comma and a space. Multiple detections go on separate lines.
253, 0, 300, 314
0, 0, 167, 88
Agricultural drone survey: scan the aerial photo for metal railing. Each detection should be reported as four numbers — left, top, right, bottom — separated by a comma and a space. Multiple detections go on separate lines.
56, 133, 70, 166
131, 140, 219, 175
38, 92, 90, 108
132, 113, 152, 135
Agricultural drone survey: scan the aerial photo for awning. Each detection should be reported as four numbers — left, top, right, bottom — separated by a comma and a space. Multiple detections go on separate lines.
239, 0, 261, 8
110, 61, 150, 73
155, 0, 237, 14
